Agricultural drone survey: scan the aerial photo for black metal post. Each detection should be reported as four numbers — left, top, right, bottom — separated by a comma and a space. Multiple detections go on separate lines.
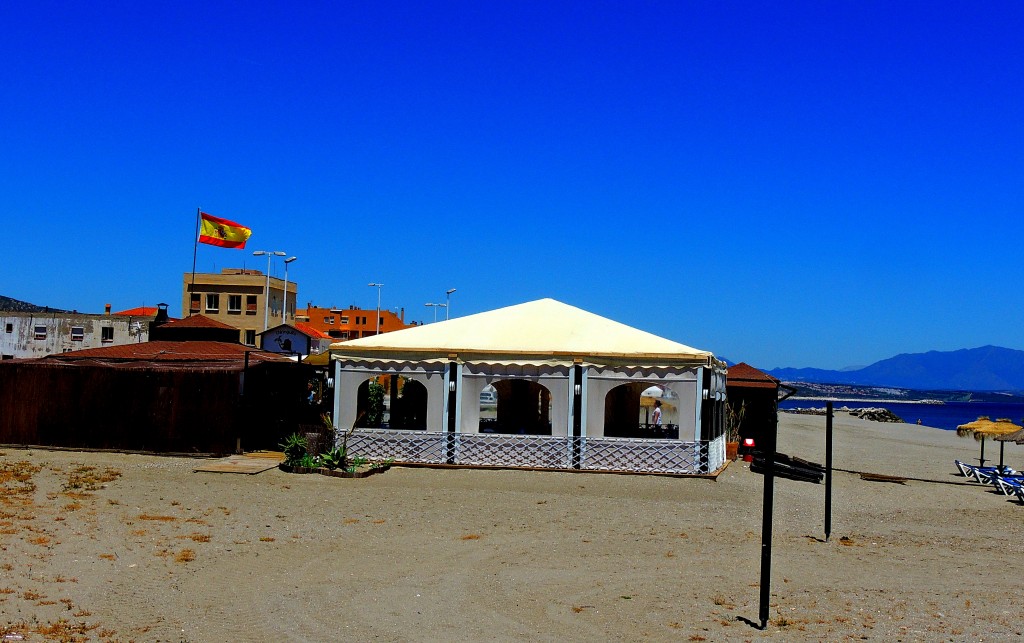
825, 401, 833, 543
758, 403, 778, 629
979, 436, 986, 468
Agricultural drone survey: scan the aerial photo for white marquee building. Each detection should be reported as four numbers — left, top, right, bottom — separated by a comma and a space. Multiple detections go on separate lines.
330, 299, 727, 474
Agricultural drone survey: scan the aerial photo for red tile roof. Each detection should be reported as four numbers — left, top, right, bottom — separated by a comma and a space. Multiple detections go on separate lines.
159, 315, 238, 330
44, 341, 292, 363
727, 362, 779, 389
113, 306, 159, 317
294, 322, 332, 340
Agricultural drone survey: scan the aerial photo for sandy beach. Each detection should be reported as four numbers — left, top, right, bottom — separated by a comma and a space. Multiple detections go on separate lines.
2, 413, 1022, 641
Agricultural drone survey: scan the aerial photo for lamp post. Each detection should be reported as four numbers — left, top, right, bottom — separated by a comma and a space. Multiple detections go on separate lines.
425, 302, 446, 323
282, 256, 297, 324
368, 282, 383, 334
253, 250, 286, 331
445, 288, 456, 320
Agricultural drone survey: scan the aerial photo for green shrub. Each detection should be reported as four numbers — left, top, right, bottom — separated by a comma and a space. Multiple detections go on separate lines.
280, 433, 308, 467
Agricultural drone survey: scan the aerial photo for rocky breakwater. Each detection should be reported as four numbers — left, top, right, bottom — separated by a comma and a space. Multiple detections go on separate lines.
783, 406, 905, 423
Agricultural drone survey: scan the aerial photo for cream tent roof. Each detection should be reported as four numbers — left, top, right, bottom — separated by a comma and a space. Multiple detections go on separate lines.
330, 298, 715, 366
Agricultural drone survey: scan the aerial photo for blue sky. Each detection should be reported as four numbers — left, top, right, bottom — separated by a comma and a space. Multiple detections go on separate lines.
2, 1, 1022, 370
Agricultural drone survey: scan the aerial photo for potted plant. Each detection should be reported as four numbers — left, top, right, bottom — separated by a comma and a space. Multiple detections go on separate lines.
725, 400, 746, 461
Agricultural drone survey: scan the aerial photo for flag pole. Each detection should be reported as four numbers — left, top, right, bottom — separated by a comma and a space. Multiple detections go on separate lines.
190, 208, 201, 317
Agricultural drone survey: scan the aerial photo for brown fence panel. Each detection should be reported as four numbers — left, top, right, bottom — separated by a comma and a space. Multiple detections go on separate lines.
0, 360, 316, 454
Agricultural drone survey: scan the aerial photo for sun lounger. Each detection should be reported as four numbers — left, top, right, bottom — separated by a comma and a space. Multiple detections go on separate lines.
1012, 485, 1024, 505
993, 475, 1024, 497
975, 466, 1017, 484
954, 460, 1017, 483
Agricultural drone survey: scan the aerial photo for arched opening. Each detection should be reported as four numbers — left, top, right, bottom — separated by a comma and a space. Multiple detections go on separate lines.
604, 383, 679, 439
355, 376, 386, 428
480, 379, 552, 435
390, 378, 428, 430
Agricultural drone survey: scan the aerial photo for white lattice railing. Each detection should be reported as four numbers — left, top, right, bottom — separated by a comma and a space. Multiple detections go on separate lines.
342, 429, 719, 474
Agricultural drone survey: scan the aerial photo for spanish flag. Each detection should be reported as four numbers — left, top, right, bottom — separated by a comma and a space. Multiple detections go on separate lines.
198, 212, 252, 248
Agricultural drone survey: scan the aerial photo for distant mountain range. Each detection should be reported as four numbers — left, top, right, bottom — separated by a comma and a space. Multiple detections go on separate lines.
762, 346, 1024, 392
0, 295, 68, 314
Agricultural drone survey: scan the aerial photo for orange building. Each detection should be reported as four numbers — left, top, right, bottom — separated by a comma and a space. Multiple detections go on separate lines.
296, 303, 415, 341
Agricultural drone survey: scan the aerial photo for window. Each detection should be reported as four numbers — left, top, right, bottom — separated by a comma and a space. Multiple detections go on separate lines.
244, 330, 256, 345
34, 325, 47, 340
190, 293, 201, 312
246, 295, 258, 314
228, 295, 242, 314
340, 316, 349, 324
206, 294, 219, 313
101, 327, 114, 342
379, 316, 384, 327
324, 316, 335, 324
4, 323, 12, 333
71, 326, 84, 341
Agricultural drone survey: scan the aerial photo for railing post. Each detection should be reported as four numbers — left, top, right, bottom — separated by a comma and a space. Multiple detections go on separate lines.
571, 364, 583, 469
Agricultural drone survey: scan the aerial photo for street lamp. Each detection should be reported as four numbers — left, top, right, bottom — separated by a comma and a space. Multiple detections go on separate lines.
368, 282, 383, 334
253, 250, 286, 331
425, 302, 446, 323
282, 256, 297, 324
445, 288, 456, 320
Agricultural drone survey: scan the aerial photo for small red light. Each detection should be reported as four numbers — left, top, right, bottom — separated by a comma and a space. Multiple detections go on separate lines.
743, 438, 755, 447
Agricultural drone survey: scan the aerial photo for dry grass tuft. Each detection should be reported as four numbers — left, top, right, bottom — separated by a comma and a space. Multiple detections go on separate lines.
189, 533, 211, 543
175, 549, 196, 563
98, 553, 117, 561
460, 533, 482, 540
62, 465, 122, 492
34, 618, 101, 639
137, 514, 177, 522
343, 518, 360, 524
0, 460, 42, 495
259, 537, 275, 542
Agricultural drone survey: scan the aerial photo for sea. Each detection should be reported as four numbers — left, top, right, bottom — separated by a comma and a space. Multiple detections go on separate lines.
778, 399, 1024, 432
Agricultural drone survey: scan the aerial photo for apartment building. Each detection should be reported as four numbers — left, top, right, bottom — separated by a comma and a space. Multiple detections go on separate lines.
182, 269, 298, 345
296, 303, 414, 341
1, 304, 157, 359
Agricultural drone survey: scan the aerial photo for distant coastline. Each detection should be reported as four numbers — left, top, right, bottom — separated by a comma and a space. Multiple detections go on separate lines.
778, 398, 1024, 431
786, 397, 945, 405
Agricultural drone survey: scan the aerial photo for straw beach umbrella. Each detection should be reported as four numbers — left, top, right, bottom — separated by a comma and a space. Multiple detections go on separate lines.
994, 428, 1024, 445
957, 417, 1022, 470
